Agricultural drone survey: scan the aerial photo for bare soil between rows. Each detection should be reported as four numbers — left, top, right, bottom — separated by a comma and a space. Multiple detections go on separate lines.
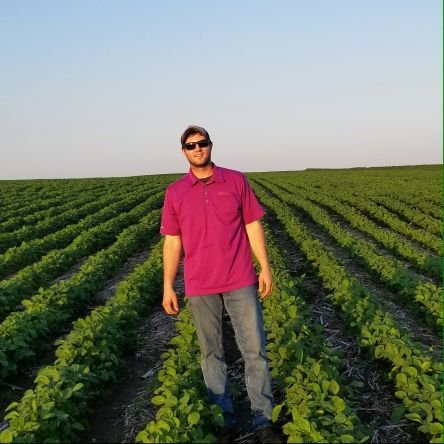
85, 195, 434, 443
83, 258, 286, 443
0, 245, 157, 423
84, 308, 177, 444
259, 180, 441, 353
281, 181, 441, 259
260, 202, 422, 443
306, 196, 441, 286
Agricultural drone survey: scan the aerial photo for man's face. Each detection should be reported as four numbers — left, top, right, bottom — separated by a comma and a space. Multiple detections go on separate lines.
182, 132, 212, 168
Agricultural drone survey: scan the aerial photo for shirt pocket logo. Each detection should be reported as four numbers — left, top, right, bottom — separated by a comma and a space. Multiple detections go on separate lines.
214, 192, 239, 225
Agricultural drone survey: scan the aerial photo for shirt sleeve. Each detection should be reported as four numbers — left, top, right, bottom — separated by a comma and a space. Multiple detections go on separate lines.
240, 175, 265, 224
160, 188, 181, 235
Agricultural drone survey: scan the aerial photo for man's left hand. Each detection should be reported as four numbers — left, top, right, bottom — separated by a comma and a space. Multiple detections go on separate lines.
258, 269, 273, 299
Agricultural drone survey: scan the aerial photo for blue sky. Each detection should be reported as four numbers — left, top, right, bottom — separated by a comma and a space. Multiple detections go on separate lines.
1, 0, 441, 179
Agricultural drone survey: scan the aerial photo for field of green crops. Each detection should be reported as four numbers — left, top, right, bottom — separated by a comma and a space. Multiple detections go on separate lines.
0, 165, 442, 443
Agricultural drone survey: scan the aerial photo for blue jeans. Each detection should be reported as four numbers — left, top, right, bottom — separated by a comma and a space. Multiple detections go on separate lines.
187, 284, 273, 430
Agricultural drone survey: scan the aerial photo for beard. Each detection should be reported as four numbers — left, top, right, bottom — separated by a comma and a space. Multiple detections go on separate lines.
189, 157, 212, 168
186, 150, 212, 168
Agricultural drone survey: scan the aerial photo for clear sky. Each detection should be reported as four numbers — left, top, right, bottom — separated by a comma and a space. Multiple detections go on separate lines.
1, 0, 442, 179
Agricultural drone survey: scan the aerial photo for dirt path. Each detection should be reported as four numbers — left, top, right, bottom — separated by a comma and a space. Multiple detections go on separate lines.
84, 258, 184, 444
262, 208, 415, 443
85, 308, 177, 444
0, 244, 158, 422
86, 259, 285, 443
306, 198, 441, 286
293, 202, 441, 352
274, 180, 440, 259
259, 186, 441, 353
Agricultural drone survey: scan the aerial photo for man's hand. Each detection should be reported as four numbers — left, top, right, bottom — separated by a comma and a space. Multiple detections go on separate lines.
162, 234, 182, 315
258, 268, 273, 299
163, 288, 179, 315
245, 220, 273, 299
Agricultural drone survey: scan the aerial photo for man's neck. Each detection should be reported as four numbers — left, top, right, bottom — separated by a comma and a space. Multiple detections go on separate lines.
190, 162, 214, 179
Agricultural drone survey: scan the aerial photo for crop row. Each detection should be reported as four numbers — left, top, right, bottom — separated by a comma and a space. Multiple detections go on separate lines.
251, 180, 443, 443
136, 224, 368, 443
329, 189, 441, 255
0, 181, 154, 253
258, 223, 368, 443
367, 195, 440, 237
135, 306, 221, 443
0, 238, 164, 443
0, 178, 94, 204
0, 181, 106, 221
0, 177, 160, 236
0, 183, 166, 278
0, 209, 161, 379
1, 185, 77, 217
270, 171, 442, 254
395, 195, 441, 221
278, 181, 440, 281
0, 191, 164, 321
0, 186, 111, 235
360, 185, 440, 215
260, 179, 442, 329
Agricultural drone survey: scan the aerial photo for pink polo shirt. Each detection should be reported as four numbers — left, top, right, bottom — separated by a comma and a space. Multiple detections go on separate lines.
160, 164, 265, 296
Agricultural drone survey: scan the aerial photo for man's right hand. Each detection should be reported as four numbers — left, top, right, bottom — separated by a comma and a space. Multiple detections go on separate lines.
162, 288, 179, 315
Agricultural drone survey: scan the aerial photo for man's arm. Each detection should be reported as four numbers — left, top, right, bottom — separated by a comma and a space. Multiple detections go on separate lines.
245, 219, 273, 299
162, 234, 182, 314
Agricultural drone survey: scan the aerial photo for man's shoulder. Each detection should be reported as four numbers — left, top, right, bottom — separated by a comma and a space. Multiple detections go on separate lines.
218, 166, 248, 181
165, 173, 190, 193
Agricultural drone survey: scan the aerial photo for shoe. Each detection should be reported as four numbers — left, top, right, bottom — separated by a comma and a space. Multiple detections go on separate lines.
254, 425, 282, 443
215, 425, 237, 444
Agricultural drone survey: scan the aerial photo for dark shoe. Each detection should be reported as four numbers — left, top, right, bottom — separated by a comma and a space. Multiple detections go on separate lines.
254, 425, 282, 444
215, 426, 237, 444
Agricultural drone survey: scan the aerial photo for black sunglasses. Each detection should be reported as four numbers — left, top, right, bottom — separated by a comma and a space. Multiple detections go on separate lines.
183, 140, 211, 150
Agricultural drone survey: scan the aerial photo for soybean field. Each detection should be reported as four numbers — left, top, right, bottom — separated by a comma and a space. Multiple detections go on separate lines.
0, 165, 442, 443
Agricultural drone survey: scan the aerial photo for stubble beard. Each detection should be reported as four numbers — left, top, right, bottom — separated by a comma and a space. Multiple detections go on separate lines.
190, 158, 211, 168
188, 151, 212, 169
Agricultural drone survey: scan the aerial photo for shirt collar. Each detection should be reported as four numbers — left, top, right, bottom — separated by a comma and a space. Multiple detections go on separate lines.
186, 163, 225, 185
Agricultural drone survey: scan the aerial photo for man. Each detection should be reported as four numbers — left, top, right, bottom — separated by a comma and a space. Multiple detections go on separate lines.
160, 125, 280, 443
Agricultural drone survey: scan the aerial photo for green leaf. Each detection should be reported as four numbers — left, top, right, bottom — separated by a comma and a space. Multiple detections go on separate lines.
402, 366, 418, 378
312, 362, 320, 377
187, 412, 200, 426
5, 402, 19, 412
405, 413, 423, 423
135, 430, 148, 443
395, 373, 407, 385
151, 395, 166, 406
291, 410, 311, 434
339, 435, 355, 443
287, 433, 303, 443
418, 422, 443, 435
272, 404, 283, 423
72, 383, 84, 392
0, 429, 13, 443
429, 422, 443, 435
390, 405, 406, 422
395, 391, 407, 400
329, 380, 340, 395
374, 345, 385, 358
158, 420, 171, 432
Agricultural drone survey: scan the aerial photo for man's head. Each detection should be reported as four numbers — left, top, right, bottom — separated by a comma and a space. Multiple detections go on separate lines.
180, 125, 213, 168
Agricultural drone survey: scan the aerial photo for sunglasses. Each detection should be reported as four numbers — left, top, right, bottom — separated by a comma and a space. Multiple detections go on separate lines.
183, 140, 211, 150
